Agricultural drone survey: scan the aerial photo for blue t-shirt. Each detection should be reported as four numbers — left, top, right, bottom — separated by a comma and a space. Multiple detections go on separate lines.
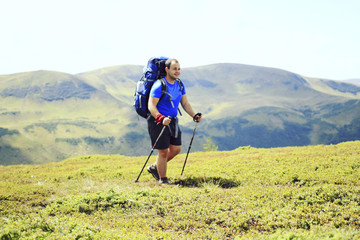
150, 78, 186, 118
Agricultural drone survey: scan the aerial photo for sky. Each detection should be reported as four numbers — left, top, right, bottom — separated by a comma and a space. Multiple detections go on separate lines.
1, 0, 359, 80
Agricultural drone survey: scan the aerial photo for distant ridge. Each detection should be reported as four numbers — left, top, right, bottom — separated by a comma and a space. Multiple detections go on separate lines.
342, 78, 360, 86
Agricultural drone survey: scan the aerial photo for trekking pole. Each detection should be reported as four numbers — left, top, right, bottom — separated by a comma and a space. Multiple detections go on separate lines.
181, 121, 198, 176
135, 125, 166, 183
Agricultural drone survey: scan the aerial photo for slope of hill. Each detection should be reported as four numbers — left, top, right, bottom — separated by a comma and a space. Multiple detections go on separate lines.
0, 70, 130, 165
178, 64, 360, 150
1, 142, 359, 239
1, 64, 360, 165
77, 65, 142, 104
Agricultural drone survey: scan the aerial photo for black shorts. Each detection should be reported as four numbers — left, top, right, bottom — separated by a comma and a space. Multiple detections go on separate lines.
147, 116, 182, 149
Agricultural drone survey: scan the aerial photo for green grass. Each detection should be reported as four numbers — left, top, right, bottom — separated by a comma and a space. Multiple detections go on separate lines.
1, 141, 359, 239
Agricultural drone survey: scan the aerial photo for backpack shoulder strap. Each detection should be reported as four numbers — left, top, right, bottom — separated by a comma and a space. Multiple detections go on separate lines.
176, 78, 184, 92
176, 79, 184, 116
158, 78, 183, 116
159, 78, 167, 101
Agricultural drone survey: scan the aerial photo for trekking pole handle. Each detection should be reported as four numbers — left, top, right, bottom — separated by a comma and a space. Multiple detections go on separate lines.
161, 116, 172, 126
193, 113, 202, 122
156, 114, 172, 125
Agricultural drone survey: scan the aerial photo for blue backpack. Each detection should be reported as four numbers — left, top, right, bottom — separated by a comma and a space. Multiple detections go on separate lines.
134, 57, 183, 118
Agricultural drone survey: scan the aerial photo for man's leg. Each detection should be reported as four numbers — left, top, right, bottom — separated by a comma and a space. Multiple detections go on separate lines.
156, 148, 169, 179
156, 145, 181, 178
167, 144, 181, 162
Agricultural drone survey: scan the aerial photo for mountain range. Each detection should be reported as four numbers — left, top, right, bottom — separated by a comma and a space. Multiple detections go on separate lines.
0, 63, 359, 165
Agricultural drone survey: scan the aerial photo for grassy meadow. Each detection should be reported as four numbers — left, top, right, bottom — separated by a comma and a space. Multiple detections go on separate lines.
1, 141, 359, 239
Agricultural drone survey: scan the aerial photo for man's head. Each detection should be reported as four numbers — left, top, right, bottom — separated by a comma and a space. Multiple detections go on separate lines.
165, 58, 181, 80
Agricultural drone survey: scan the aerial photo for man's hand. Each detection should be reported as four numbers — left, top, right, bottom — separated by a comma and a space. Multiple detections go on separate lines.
193, 113, 202, 122
156, 114, 171, 125
162, 117, 171, 125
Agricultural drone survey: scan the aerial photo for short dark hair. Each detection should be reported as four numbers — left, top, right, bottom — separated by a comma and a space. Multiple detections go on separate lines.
165, 58, 179, 69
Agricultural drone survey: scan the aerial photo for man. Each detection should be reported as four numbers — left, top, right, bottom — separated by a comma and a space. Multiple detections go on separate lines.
146, 58, 202, 184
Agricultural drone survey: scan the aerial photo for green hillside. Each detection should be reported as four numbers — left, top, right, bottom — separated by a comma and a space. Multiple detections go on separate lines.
0, 71, 130, 165
1, 141, 359, 239
1, 64, 360, 165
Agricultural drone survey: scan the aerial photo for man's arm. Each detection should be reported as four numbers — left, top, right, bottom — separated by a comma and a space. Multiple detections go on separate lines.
148, 96, 160, 118
180, 94, 202, 122
148, 96, 171, 125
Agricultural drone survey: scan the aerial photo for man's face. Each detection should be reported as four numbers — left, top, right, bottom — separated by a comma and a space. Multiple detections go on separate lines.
166, 61, 181, 80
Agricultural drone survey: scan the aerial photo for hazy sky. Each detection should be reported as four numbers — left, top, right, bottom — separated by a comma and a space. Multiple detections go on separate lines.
1, 0, 359, 80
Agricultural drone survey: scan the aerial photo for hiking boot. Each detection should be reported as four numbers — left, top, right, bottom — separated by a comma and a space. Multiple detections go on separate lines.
147, 164, 159, 181
159, 177, 171, 185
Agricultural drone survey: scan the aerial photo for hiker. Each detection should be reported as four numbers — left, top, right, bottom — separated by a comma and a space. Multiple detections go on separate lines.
146, 58, 202, 184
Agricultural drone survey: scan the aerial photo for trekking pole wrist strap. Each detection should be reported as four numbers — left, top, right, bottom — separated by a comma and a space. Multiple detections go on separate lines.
155, 114, 166, 123
193, 113, 202, 122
